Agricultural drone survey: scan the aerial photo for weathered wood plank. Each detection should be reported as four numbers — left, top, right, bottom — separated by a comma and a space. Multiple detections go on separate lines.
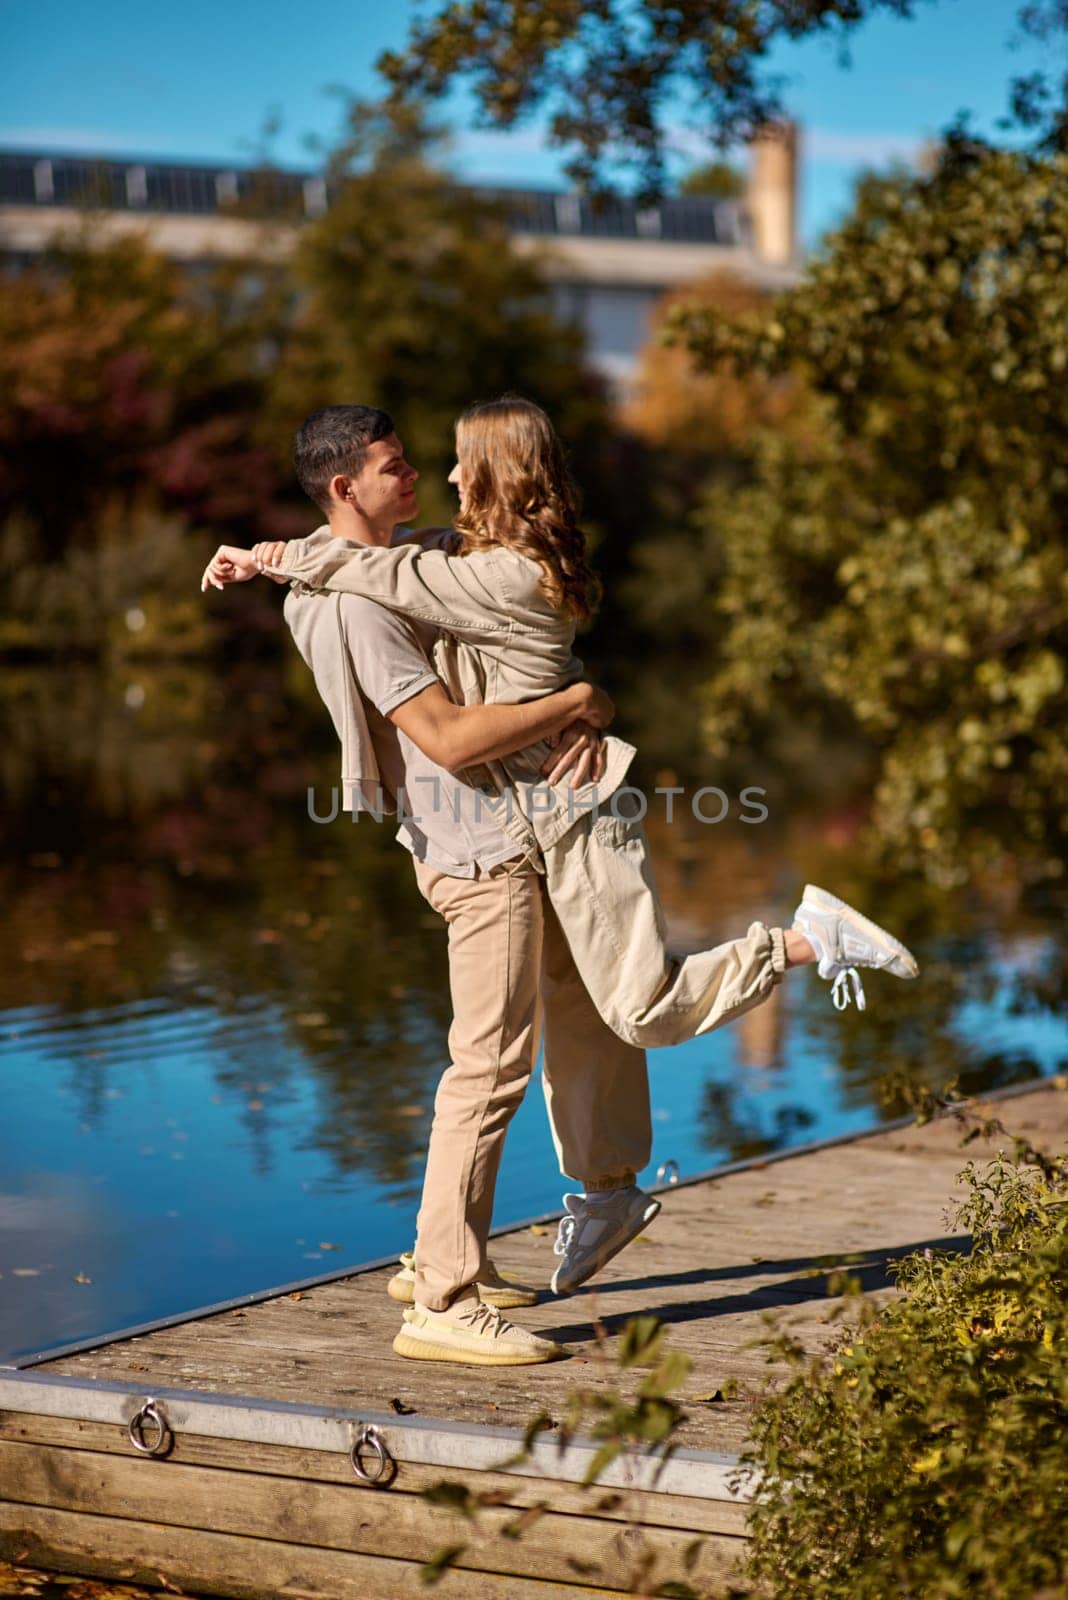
0, 1412, 750, 1536
0, 1503, 633, 1600
0, 1438, 744, 1592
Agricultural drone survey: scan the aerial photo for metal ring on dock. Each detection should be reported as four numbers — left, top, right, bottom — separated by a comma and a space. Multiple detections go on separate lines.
656, 1158, 680, 1185
127, 1398, 171, 1456
350, 1424, 394, 1486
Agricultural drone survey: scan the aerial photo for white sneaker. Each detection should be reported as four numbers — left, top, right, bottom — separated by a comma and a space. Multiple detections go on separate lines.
793, 883, 920, 1012
392, 1289, 563, 1366
387, 1249, 539, 1309
550, 1186, 661, 1296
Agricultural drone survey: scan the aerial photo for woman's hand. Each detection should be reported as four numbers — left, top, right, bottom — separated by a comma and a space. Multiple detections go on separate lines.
200, 545, 259, 592
251, 540, 288, 574
541, 720, 606, 788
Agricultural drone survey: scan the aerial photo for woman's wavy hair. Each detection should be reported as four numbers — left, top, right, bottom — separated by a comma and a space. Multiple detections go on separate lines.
452, 397, 602, 623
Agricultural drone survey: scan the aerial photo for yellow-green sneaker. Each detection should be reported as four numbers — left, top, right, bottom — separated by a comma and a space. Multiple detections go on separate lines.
387, 1249, 539, 1308
392, 1291, 564, 1366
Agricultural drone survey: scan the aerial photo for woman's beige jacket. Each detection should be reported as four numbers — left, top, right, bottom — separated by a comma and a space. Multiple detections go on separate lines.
276, 526, 637, 856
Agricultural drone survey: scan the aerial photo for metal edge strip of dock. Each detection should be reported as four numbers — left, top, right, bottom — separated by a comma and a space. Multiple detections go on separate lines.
0, 1370, 750, 1502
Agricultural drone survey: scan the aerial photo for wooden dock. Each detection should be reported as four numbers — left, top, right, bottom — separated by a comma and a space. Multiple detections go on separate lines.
2, 1080, 1065, 1599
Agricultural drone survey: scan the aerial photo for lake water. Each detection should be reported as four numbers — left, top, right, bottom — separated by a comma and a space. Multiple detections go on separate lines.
2, 661, 1065, 1365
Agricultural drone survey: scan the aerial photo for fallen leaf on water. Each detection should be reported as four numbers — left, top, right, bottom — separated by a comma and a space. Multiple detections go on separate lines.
12, 1268, 41, 1277
295, 1012, 328, 1027
396, 1105, 425, 1118
73, 1272, 92, 1284
319, 1242, 342, 1251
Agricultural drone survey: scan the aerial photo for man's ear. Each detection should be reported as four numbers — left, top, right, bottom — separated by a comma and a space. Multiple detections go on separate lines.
329, 473, 354, 507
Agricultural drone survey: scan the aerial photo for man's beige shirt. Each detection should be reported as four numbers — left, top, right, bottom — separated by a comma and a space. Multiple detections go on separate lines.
278, 526, 636, 854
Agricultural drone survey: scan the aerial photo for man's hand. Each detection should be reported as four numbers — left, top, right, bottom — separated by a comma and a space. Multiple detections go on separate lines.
573, 682, 615, 730
200, 545, 259, 592
251, 540, 288, 574
541, 719, 606, 788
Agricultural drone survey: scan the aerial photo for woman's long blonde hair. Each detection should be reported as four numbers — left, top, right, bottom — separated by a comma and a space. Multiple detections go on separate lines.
453, 397, 601, 623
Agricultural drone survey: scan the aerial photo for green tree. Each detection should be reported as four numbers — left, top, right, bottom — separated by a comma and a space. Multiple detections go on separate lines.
670, 138, 1068, 882
678, 161, 746, 199
0, 226, 296, 554
378, 1, 1068, 193
268, 102, 611, 526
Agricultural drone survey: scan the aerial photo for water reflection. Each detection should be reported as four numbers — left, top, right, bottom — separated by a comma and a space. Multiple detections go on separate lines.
1, 662, 1064, 1363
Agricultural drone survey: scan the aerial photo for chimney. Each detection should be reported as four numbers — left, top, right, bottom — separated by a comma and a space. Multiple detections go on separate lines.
747, 120, 799, 266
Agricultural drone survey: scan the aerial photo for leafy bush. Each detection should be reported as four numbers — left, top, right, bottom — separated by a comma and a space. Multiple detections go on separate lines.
742, 1106, 1068, 1600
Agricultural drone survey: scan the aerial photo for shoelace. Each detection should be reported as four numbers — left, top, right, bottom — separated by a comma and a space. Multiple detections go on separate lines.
456, 1299, 508, 1337
831, 967, 866, 1011
553, 1214, 576, 1258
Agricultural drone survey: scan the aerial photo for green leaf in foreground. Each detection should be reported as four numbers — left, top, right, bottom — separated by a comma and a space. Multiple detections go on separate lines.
419, 1543, 467, 1586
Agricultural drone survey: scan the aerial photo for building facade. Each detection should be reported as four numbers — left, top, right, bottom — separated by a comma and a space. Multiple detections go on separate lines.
0, 138, 801, 394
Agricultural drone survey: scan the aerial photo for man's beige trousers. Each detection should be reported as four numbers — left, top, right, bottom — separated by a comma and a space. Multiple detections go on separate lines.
411, 812, 786, 1310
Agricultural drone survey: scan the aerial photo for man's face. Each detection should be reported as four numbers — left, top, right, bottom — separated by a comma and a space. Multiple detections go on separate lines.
343, 434, 419, 526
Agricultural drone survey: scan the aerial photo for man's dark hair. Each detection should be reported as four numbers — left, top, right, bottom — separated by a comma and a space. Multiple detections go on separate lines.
294, 405, 395, 511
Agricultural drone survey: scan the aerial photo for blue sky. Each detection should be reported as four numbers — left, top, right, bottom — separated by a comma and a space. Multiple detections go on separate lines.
0, 0, 1052, 244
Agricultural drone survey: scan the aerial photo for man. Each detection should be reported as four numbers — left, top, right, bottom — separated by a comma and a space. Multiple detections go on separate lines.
204, 405, 661, 1366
